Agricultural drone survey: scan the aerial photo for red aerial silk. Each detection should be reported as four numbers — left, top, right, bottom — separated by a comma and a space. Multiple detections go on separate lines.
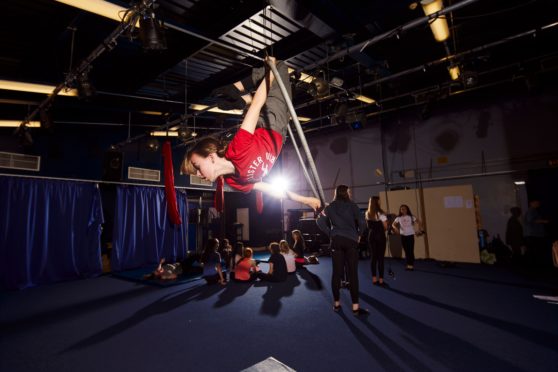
162, 141, 182, 225
256, 191, 263, 214
215, 176, 224, 213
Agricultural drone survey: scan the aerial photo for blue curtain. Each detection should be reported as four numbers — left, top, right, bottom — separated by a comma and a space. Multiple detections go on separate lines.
0, 176, 103, 290
110, 185, 189, 271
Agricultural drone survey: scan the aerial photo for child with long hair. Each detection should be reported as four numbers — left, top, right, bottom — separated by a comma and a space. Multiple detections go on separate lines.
233, 247, 260, 282
279, 240, 296, 273
201, 238, 226, 285
392, 204, 423, 271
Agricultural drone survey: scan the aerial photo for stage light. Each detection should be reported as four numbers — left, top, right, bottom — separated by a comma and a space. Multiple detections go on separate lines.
177, 126, 192, 140
421, 0, 450, 42
139, 2, 167, 51
145, 137, 160, 152
76, 70, 96, 99
448, 64, 461, 81
462, 70, 478, 88
14, 123, 34, 147
39, 107, 54, 130
333, 101, 348, 125
514, 181, 525, 185
350, 113, 366, 130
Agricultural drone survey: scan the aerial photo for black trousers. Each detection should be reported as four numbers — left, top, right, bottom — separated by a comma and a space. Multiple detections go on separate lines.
331, 235, 359, 304
401, 235, 415, 266
369, 226, 386, 278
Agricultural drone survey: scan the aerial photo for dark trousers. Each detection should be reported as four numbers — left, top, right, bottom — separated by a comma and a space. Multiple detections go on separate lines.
331, 235, 359, 304
252, 61, 291, 142
369, 230, 387, 278
401, 235, 415, 266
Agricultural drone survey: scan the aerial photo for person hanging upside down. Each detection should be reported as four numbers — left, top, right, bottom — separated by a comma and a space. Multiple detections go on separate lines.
181, 56, 321, 211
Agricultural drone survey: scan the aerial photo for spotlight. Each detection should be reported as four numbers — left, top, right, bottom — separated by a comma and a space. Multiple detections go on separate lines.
448, 64, 461, 81
421, 0, 450, 42
313, 78, 329, 97
145, 137, 160, 152
177, 126, 192, 140
461, 70, 478, 88
330, 77, 344, 87
350, 113, 366, 130
15, 123, 33, 147
40, 107, 54, 130
333, 101, 348, 125
77, 69, 95, 99
139, 2, 167, 51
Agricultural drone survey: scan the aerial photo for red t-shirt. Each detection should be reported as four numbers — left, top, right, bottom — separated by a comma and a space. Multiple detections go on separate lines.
224, 128, 283, 192
234, 258, 258, 281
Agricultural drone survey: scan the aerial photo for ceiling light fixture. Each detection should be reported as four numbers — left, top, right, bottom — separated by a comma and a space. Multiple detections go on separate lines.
55, 0, 137, 25
0, 80, 77, 96
189, 104, 243, 116
448, 64, 461, 81
150, 130, 178, 137
354, 94, 376, 104
420, 0, 450, 42
0, 120, 41, 128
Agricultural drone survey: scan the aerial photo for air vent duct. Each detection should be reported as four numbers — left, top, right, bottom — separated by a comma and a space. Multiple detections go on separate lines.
0, 152, 40, 171
128, 167, 160, 182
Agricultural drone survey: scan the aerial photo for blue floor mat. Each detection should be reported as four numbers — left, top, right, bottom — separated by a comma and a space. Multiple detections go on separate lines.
111, 266, 203, 287
253, 252, 270, 263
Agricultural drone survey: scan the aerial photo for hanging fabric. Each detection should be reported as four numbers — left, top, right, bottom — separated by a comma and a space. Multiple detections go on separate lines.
0, 176, 103, 290
110, 185, 189, 271
162, 140, 182, 225
215, 176, 224, 212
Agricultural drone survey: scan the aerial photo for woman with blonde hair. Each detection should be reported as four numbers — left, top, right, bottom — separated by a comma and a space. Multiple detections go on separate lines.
279, 240, 296, 273
233, 247, 259, 282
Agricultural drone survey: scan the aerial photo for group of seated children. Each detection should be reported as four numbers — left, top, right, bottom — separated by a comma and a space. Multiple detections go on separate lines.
145, 230, 313, 285
217, 230, 313, 284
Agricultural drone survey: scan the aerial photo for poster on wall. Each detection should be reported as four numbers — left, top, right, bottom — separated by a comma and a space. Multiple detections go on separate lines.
444, 195, 464, 208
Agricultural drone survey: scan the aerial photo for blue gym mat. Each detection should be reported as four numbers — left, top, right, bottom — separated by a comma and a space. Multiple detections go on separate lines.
111, 266, 204, 287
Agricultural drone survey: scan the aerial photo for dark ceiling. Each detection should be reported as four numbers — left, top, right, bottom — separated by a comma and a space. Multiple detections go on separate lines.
2, 0, 558, 146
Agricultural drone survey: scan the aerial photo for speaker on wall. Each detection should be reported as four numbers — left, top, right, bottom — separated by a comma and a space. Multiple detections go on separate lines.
102, 151, 123, 181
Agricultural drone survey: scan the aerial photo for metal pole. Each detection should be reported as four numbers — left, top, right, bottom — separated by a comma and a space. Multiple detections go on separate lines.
268, 61, 327, 206
286, 124, 319, 199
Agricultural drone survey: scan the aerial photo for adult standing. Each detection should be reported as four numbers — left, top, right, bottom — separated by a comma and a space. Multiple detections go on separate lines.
316, 185, 367, 316
366, 196, 388, 285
